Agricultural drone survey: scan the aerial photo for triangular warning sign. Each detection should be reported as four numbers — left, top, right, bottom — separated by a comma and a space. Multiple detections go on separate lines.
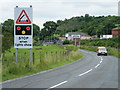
16, 10, 31, 24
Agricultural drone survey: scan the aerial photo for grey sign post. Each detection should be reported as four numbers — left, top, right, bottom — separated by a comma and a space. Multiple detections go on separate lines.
14, 6, 33, 64
72, 35, 80, 47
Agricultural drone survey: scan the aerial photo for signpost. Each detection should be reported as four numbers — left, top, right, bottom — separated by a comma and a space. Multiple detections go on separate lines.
14, 6, 33, 64
72, 35, 80, 39
72, 35, 80, 46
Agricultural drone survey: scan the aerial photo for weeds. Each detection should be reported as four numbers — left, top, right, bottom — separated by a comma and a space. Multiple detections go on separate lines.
2, 45, 83, 81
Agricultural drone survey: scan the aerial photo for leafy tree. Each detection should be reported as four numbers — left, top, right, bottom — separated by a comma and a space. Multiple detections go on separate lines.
56, 15, 120, 37
0, 23, 2, 54
2, 19, 14, 53
33, 24, 40, 41
2, 32, 13, 53
40, 21, 58, 40
2, 19, 14, 34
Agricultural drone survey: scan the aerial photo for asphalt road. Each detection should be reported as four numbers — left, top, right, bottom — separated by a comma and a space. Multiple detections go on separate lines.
2, 49, 118, 89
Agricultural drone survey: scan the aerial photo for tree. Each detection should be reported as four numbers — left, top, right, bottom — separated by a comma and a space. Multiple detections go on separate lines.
2, 19, 14, 34
33, 24, 40, 41
55, 15, 120, 37
2, 19, 14, 53
40, 21, 58, 40
2, 32, 13, 53
0, 23, 2, 54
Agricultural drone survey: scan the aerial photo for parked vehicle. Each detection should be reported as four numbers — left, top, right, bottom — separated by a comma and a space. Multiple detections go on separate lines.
97, 47, 107, 56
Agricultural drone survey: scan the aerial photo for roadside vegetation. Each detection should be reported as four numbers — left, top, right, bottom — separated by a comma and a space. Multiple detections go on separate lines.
80, 37, 120, 58
2, 45, 84, 81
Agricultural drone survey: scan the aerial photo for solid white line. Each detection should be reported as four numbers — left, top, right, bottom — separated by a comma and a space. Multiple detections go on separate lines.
49, 81, 68, 89
100, 56, 103, 61
78, 69, 93, 77
95, 64, 100, 68
100, 60, 102, 64
94, 56, 103, 69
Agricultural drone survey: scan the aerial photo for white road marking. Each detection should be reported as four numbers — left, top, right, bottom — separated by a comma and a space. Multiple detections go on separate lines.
78, 56, 103, 77
1, 51, 104, 89
94, 56, 103, 69
95, 64, 100, 68
78, 69, 93, 77
100, 56, 103, 61
100, 60, 102, 64
49, 81, 68, 89
48, 55, 104, 89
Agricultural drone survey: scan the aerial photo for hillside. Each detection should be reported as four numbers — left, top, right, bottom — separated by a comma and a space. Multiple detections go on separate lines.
56, 14, 120, 36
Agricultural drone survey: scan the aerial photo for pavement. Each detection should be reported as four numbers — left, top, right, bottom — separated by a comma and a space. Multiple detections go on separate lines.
1, 49, 118, 89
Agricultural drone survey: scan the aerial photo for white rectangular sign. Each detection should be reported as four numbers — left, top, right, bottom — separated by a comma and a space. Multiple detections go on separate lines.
14, 7, 33, 48
72, 35, 80, 38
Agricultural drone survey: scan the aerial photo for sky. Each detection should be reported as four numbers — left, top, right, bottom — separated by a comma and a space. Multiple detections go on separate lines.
0, 0, 119, 28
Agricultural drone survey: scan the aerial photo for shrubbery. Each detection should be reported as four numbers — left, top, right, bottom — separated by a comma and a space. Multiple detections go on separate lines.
80, 37, 119, 48
63, 40, 72, 45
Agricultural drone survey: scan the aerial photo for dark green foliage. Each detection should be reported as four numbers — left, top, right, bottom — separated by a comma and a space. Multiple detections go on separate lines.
63, 40, 72, 45
2, 19, 14, 53
33, 24, 40, 41
56, 15, 120, 37
80, 37, 119, 48
39, 21, 58, 40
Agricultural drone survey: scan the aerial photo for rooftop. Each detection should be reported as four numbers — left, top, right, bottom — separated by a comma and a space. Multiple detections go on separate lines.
67, 32, 90, 36
112, 27, 120, 30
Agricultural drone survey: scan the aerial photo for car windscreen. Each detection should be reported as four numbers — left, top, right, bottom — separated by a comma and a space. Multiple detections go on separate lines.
99, 48, 106, 51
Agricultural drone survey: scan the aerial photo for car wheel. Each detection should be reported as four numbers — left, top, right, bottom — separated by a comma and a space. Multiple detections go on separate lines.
97, 54, 100, 56
105, 54, 107, 56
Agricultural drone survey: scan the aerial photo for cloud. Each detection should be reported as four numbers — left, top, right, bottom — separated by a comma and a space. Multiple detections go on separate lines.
0, 0, 119, 28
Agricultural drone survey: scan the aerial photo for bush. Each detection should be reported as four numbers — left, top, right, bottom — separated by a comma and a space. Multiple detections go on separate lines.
63, 40, 72, 45
80, 37, 119, 48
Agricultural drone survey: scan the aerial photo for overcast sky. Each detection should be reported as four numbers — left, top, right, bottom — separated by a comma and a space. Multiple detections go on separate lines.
0, 0, 119, 28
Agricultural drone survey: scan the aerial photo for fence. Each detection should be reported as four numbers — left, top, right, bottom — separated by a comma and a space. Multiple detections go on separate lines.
2, 51, 71, 66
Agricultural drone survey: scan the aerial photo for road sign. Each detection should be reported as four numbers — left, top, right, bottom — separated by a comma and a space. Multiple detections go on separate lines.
72, 35, 80, 46
15, 25, 31, 35
72, 35, 80, 38
16, 10, 31, 24
14, 7, 33, 48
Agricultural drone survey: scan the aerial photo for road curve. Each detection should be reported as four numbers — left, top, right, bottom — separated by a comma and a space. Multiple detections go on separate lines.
2, 49, 118, 89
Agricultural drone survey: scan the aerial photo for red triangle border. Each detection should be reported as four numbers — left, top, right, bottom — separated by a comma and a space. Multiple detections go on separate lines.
16, 9, 31, 24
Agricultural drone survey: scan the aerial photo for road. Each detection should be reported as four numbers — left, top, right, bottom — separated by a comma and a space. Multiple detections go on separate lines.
2, 49, 118, 89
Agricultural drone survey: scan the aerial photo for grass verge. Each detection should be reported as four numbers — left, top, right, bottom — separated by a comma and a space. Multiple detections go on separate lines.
2, 45, 84, 81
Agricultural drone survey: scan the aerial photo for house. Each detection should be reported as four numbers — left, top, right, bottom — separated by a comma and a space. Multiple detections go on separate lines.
65, 32, 93, 40
58, 37, 66, 41
112, 27, 120, 37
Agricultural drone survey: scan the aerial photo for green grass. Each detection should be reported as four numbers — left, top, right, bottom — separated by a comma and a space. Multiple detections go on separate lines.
80, 45, 119, 58
2, 45, 84, 81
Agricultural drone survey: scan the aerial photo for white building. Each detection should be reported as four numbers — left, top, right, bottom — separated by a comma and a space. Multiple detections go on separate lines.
100, 35, 112, 39
65, 32, 93, 40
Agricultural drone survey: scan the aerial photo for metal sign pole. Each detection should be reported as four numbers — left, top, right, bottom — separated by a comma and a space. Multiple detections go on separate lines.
75, 38, 76, 47
16, 48, 18, 63
79, 39, 80, 47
